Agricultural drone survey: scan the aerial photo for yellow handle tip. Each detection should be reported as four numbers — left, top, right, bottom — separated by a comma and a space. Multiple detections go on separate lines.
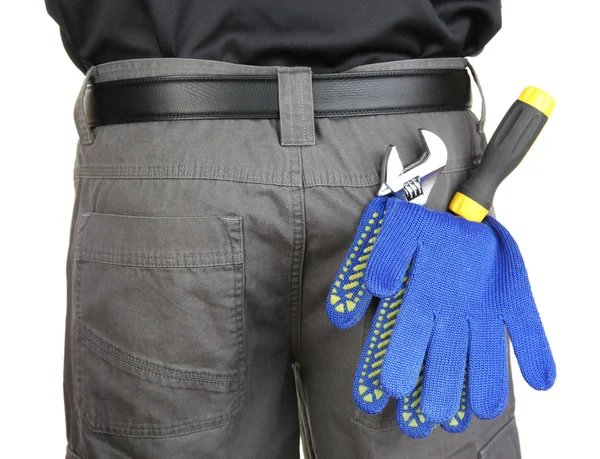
518, 86, 555, 118
449, 192, 489, 223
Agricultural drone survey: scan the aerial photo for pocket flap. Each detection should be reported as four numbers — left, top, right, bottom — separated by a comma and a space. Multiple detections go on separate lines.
76, 212, 242, 267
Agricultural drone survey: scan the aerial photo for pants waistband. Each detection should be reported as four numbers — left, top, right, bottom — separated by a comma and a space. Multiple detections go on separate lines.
74, 57, 485, 147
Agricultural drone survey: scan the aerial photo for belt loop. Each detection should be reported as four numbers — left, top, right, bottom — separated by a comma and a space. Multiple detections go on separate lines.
74, 65, 98, 146
466, 59, 486, 134
277, 67, 316, 147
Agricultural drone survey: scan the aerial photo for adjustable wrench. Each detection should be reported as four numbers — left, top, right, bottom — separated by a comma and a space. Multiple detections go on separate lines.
327, 129, 448, 320
378, 129, 448, 206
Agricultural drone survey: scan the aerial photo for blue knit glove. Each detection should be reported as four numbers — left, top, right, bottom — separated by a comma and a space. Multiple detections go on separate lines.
363, 198, 556, 422
470, 216, 556, 417
353, 268, 472, 438
326, 196, 387, 329
326, 197, 472, 437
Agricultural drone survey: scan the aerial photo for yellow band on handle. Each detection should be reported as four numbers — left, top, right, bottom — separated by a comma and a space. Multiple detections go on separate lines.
518, 87, 555, 118
448, 192, 489, 223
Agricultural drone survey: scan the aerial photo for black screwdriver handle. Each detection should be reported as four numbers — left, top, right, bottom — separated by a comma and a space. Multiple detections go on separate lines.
449, 87, 555, 222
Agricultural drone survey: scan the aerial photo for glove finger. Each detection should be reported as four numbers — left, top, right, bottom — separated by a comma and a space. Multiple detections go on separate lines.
396, 366, 435, 439
380, 265, 435, 399
354, 268, 411, 413
353, 296, 393, 415
441, 369, 472, 434
397, 367, 471, 437
485, 216, 556, 390
360, 263, 435, 438
365, 198, 421, 298
468, 318, 508, 419
421, 314, 468, 423
506, 310, 556, 391
326, 197, 387, 329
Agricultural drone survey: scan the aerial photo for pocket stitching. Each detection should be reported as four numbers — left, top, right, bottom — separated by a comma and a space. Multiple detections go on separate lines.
224, 215, 246, 387
80, 323, 244, 386
88, 403, 243, 439
76, 252, 237, 268
78, 213, 242, 267
74, 212, 246, 436
74, 213, 92, 420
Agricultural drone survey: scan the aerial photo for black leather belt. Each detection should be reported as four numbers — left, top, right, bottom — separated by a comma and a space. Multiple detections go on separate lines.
85, 69, 472, 126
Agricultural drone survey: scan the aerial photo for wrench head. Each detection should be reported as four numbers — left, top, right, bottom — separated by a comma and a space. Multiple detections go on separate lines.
377, 129, 448, 206
377, 144, 404, 197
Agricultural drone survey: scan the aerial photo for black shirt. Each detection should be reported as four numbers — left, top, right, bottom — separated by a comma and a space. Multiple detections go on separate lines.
45, 1, 501, 75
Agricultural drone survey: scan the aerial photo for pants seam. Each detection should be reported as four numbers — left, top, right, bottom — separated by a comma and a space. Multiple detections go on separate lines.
288, 146, 306, 360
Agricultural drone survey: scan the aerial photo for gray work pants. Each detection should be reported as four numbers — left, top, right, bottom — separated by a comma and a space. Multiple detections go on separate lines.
64, 57, 520, 459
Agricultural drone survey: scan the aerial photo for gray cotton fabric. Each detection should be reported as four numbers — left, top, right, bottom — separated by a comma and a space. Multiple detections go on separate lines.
64, 57, 520, 459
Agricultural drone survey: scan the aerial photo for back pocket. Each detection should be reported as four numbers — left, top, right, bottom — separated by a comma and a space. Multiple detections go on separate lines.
73, 212, 245, 438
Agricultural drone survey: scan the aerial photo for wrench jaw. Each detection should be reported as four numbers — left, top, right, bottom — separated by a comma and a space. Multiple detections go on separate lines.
378, 129, 448, 204
377, 145, 404, 197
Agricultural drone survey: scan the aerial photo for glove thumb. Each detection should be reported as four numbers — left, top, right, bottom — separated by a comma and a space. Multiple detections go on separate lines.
365, 199, 424, 297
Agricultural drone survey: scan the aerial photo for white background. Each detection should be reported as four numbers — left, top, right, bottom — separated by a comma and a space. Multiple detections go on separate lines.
1, 2, 598, 458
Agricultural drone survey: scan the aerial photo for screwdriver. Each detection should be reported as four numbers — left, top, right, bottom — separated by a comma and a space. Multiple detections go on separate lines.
449, 87, 555, 222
